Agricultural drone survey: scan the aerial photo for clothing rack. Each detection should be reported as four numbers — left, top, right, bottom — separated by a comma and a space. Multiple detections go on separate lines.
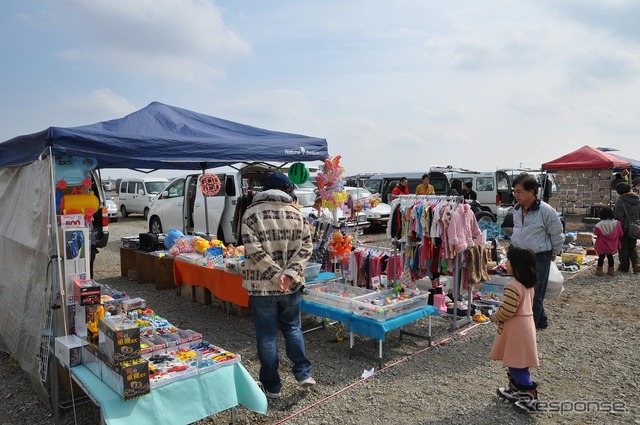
353, 241, 401, 287
393, 193, 471, 330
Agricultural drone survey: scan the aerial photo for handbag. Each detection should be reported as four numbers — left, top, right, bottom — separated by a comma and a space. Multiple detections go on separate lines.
619, 202, 640, 239
546, 261, 564, 299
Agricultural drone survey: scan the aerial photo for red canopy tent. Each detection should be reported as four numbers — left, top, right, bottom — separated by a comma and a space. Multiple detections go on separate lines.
542, 145, 631, 169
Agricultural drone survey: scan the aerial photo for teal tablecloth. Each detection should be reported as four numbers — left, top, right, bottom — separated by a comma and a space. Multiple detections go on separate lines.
300, 299, 438, 340
71, 362, 267, 425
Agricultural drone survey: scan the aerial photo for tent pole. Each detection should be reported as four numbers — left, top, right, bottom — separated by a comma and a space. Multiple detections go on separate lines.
201, 170, 210, 236
47, 151, 61, 424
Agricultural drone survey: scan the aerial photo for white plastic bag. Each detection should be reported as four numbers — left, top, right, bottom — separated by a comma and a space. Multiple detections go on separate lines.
546, 261, 565, 299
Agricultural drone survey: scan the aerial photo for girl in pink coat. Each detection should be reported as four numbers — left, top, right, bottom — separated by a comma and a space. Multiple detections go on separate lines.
593, 207, 623, 276
490, 247, 540, 413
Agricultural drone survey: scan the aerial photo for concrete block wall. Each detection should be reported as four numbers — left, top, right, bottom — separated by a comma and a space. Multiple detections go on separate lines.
548, 168, 613, 213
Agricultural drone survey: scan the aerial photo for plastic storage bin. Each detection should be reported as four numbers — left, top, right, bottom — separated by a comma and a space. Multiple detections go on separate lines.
303, 280, 374, 311
304, 262, 322, 280
352, 289, 428, 321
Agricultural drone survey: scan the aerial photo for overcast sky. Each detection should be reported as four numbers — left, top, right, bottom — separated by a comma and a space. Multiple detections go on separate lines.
1, 0, 639, 179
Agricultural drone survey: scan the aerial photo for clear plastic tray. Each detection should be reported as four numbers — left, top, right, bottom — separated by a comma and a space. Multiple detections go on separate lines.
352, 289, 428, 321
304, 262, 322, 280
303, 280, 375, 311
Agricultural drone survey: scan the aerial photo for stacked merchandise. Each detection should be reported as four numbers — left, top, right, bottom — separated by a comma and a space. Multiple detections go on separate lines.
56, 280, 242, 400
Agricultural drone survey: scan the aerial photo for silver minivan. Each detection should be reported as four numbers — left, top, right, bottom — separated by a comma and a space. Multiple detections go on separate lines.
117, 177, 169, 219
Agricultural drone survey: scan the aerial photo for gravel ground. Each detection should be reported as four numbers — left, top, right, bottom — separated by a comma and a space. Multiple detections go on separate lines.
1, 213, 639, 425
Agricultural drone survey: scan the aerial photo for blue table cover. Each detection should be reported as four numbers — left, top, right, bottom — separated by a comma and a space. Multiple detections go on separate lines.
71, 362, 267, 425
300, 299, 438, 341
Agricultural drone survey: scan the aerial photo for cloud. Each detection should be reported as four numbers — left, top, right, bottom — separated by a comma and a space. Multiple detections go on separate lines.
50, 0, 250, 85
566, 49, 640, 89
59, 88, 137, 122
547, 0, 640, 43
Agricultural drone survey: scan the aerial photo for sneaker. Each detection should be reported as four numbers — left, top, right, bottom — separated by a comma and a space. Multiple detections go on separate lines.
496, 384, 520, 403
514, 398, 540, 413
256, 381, 281, 399
298, 377, 316, 388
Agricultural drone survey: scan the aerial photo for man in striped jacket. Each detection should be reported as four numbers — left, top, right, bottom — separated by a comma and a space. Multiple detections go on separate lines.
241, 172, 315, 399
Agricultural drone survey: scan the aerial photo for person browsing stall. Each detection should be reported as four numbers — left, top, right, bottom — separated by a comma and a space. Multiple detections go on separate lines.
593, 207, 623, 276
509, 174, 564, 330
389, 177, 409, 201
462, 181, 477, 201
490, 247, 541, 413
613, 182, 640, 273
448, 178, 463, 196
415, 174, 435, 195
241, 172, 315, 399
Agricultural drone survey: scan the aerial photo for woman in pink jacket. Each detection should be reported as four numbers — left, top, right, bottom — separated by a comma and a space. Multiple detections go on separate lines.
593, 207, 623, 276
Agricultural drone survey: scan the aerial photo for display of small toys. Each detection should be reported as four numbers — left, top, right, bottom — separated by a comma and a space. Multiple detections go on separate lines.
351, 285, 429, 321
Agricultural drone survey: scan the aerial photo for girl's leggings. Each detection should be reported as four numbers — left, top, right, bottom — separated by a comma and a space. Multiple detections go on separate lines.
597, 253, 614, 268
508, 367, 533, 387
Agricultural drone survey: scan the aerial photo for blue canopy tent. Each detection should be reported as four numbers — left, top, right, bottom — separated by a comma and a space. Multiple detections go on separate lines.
0, 101, 329, 170
0, 102, 328, 413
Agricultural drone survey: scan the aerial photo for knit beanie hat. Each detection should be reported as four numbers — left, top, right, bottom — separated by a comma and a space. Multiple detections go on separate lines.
265, 172, 293, 191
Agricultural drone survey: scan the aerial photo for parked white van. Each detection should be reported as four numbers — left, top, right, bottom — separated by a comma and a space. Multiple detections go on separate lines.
430, 166, 513, 216
146, 164, 289, 244
117, 177, 169, 219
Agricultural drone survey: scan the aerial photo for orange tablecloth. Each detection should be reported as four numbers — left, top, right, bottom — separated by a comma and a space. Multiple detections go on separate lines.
173, 259, 249, 307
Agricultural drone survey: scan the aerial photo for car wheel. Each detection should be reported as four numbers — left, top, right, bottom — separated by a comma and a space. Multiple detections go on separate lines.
475, 212, 496, 223
120, 205, 129, 218
149, 217, 163, 234
144, 207, 150, 220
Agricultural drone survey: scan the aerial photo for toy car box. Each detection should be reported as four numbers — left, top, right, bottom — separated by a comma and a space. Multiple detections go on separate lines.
73, 278, 101, 306
83, 338, 150, 400
351, 289, 429, 321
98, 315, 141, 364
303, 280, 374, 312
55, 334, 87, 368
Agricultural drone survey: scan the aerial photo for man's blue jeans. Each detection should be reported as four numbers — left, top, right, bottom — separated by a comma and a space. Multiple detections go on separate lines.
251, 290, 312, 393
533, 251, 552, 328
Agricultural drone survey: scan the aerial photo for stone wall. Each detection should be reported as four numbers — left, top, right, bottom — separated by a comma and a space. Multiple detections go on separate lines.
548, 168, 613, 214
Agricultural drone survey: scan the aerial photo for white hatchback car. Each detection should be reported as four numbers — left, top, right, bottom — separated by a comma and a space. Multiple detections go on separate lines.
105, 198, 118, 222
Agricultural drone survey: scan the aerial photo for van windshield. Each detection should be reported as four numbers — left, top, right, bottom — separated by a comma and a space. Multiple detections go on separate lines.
364, 178, 380, 194
145, 181, 169, 194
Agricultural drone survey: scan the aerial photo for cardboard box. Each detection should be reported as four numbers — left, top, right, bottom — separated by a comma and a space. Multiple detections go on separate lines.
120, 247, 137, 278
101, 358, 150, 400
84, 343, 149, 400
154, 256, 175, 290
82, 344, 102, 379
576, 232, 594, 247
75, 304, 100, 339
195, 286, 212, 304
73, 278, 101, 306
59, 227, 90, 305
98, 315, 141, 364
562, 252, 585, 264
180, 283, 195, 302
136, 251, 156, 284
55, 335, 87, 368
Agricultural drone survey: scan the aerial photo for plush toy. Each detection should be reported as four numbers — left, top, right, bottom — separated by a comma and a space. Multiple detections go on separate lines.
164, 229, 184, 249
327, 230, 353, 263
194, 238, 210, 253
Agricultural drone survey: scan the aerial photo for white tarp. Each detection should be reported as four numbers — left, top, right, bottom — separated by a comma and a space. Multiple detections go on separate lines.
0, 158, 51, 401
